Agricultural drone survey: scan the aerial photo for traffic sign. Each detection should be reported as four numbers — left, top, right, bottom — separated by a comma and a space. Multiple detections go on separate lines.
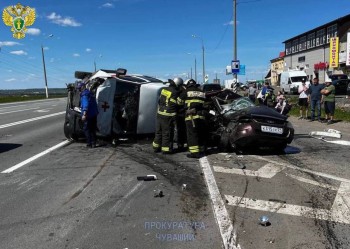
231, 60, 240, 73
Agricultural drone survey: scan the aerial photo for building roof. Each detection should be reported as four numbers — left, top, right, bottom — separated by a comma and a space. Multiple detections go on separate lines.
283, 13, 350, 43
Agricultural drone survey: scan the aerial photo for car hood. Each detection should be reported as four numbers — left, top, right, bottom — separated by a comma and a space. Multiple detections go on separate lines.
223, 105, 287, 121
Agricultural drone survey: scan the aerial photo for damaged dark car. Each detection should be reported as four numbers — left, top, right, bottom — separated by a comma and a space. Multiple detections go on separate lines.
206, 90, 294, 151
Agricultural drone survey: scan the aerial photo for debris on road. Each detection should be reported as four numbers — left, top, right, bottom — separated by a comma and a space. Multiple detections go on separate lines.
259, 215, 270, 226
182, 184, 187, 190
309, 130, 342, 139
137, 175, 157, 181
153, 190, 164, 198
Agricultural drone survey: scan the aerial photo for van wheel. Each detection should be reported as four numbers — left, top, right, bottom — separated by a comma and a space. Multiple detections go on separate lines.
64, 120, 78, 141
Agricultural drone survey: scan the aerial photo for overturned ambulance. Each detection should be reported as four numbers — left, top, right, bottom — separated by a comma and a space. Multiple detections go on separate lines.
64, 68, 165, 141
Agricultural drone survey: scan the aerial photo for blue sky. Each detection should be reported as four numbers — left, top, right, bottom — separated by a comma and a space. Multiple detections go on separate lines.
0, 0, 349, 89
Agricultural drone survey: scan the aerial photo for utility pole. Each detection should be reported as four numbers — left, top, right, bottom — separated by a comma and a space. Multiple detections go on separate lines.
232, 0, 238, 93
41, 45, 48, 99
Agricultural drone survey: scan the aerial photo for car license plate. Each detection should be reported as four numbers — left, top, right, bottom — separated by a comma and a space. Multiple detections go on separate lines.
261, 125, 283, 134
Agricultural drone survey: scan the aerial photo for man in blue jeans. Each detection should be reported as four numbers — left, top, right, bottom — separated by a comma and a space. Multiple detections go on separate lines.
308, 78, 324, 122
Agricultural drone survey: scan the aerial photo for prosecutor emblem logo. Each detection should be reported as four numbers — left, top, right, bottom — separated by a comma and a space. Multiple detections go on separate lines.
2, 3, 36, 39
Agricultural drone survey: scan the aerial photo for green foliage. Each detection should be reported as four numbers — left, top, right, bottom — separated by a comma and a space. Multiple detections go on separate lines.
287, 96, 350, 122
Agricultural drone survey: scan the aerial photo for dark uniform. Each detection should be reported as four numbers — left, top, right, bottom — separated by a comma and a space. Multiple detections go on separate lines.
176, 84, 187, 151
152, 81, 179, 154
178, 80, 206, 158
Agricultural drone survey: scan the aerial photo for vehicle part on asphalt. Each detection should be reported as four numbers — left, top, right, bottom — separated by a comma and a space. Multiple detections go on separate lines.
153, 190, 164, 197
309, 130, 342, 139
137, 175, 157, 181
259, 215, 270, 226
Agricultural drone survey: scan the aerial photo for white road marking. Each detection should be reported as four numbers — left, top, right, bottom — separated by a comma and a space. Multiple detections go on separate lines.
225, 195, 350, 224
214, 163, 285, 178
1, 140, 71, 173
286, 173, 338, 191
249, 155, 350, 184
0, 107, 39, 115
331, 182, 350, 223
0, 99, 58, 106
0, 111, 65, 129
326, 140, 350, 146
34, 109, 51, 113
199, 157, 240, 249
0, 104, 29, 109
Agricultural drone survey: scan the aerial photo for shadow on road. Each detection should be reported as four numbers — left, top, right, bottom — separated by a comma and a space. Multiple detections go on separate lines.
0, 143, 22, 153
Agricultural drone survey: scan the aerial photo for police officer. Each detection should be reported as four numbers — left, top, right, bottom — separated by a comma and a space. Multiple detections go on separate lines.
178, 79, 206, 158
152, 79, 180, 154
173, 77, 187, 152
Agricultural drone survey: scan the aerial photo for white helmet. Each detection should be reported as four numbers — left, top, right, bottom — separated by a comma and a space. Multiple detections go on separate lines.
173, 77, 184, 86
183, 79, 190, 86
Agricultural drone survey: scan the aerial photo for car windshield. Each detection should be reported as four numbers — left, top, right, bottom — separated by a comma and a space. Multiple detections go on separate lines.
221, 97, 255, 113
291, 76, 305, 82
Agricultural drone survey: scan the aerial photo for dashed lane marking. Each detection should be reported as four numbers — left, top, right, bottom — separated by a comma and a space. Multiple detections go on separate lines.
0, 107, 39, 115
0, 111, 65, 129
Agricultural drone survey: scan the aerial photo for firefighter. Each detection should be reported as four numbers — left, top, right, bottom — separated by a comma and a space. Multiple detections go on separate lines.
173, 77, 187, 152
152, 79, 180, 154
178, 79, 206, 158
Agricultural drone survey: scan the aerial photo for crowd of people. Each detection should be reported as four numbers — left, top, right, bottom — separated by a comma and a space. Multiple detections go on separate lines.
248, 77, 336, 124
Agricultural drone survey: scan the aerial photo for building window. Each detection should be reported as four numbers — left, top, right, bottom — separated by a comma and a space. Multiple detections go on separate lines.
292, 39, 298, 53
307, 32, 315, 49
285, 42, 291, 55
316, 29, 325, 46
298, 56, 305, 63
327, 24, 338, 43
299, 36, 306, 51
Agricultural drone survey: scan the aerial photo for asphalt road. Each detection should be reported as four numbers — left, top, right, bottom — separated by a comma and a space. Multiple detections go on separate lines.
1, 98, 350, 249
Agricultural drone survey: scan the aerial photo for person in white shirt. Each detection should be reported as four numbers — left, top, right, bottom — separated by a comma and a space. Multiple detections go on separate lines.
298, 78, 309, 119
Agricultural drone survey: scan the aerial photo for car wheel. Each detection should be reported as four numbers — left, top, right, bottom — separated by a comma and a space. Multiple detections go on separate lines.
63, 120, 78, 141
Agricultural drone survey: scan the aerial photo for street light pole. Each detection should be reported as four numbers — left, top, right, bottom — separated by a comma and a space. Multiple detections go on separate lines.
41, 45, 48, 99
232, 0, 238, 93
41, 34, 53, 99
192, 35, 205, 83
94, 54, 102, 72
187, 52, 198, 82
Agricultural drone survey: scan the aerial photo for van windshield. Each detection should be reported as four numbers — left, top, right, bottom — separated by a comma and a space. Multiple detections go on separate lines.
291, 76, 306, 82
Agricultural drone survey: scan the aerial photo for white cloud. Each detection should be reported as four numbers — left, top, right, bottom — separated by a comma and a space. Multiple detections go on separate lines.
47, 12, 82, 27
73, 53, 80, 57
7, 69, 13, 72
5, 78, 16, 82
0, 41, 21, 46
10, 50, 27, 55
224, 20, 239, 26
26, 28, 41, 35
86, 48, 92, 52
101, 3, 114, 8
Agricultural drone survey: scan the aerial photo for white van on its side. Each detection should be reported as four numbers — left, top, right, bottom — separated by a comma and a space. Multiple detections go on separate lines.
280, 70, 310, 94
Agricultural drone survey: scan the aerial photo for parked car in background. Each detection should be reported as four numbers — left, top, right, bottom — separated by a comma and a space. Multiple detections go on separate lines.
332, 79, 350, 95
64, 68, 165, 141
200, 83, 222, 93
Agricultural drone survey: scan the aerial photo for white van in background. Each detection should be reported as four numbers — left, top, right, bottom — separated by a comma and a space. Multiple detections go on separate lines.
280, 70, 310, 94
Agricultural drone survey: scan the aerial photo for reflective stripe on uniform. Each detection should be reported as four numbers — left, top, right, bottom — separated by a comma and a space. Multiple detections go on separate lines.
189, 145, 199, 153
187, 91, 206, 98
185, 115, 205, 121
153, 141, 160, 148
162, 147, 170, 152
177, 97, 184, 105
185, 99, 205, 105
158, 110, 176, 116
